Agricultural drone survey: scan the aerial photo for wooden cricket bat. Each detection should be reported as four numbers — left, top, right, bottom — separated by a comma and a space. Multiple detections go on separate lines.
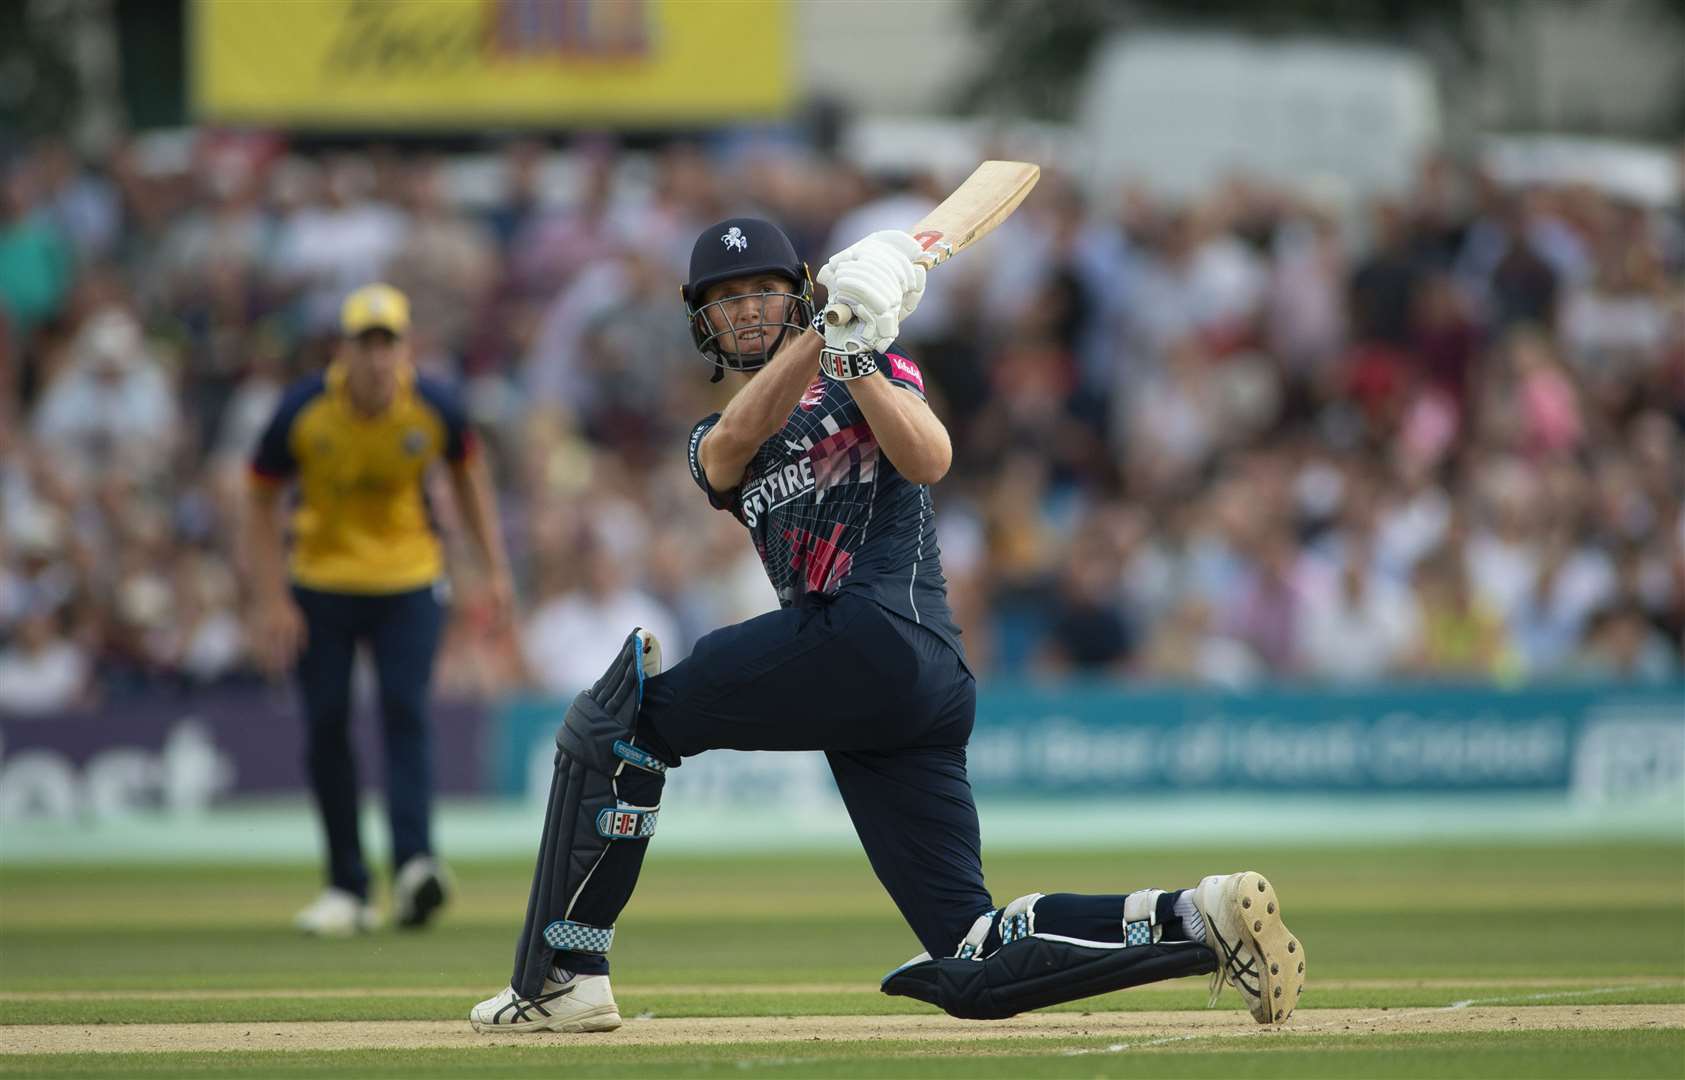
822, 159, 1041, 326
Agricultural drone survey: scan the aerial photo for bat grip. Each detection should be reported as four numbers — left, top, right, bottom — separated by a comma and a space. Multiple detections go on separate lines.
822, 301, 851, 327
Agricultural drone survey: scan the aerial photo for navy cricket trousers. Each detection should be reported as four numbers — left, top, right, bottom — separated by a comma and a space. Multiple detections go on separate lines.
638, 591, 993, 960
292, 583, 445, 898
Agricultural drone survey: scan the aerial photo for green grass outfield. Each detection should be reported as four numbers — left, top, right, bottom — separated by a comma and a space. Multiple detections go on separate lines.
2, 842, 1682, 1077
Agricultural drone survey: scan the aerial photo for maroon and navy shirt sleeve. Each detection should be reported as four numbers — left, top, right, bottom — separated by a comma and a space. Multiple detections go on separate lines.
415, 375, 475, 463
880, 350, 927, 401
250, 375, 324, 481
687, 413, 738, 512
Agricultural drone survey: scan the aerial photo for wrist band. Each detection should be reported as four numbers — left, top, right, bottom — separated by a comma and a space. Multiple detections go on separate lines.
821, 347, 879, 381
813, 308, 879, 380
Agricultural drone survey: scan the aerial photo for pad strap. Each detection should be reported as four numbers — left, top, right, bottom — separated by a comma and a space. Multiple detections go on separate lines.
1123, 888, 1165, 947
613, 740, 667, 774
998, 892, 1043, 946
596, 804, 659, 839
954, 910, 995, 960
542, 919, 614, 953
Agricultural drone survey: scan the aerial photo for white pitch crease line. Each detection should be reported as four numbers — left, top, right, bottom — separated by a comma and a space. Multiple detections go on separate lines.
1061, 985, 1647, 1057
1440, 985, 1645, 1010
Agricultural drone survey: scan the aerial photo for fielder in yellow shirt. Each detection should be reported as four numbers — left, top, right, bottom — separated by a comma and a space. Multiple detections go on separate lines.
247, 283, 513, 936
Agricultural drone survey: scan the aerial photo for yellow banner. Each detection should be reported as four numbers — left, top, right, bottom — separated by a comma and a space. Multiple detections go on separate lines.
192, 0, 791, 126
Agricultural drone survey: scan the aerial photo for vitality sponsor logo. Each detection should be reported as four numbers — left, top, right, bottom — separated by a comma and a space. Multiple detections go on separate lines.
885, 354, 924, 394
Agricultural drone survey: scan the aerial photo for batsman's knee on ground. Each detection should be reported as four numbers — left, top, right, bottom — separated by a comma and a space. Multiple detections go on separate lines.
881, 888, 1218, 1020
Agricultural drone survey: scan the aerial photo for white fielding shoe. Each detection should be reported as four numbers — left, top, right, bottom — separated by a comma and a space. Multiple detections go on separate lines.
470, 972, 622, 1034
293, 888, 378, 936
392, 855, 451, 929
1190, 871, 1306, 1025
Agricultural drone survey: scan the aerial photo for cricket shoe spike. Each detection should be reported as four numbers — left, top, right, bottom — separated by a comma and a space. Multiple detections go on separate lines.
469, 970, 622, 1033
1190, 871, 1305, 1025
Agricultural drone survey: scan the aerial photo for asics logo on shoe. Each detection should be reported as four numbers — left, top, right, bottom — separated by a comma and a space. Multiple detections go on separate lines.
497, 984, 575, 1024
1207, 922, 1261, 1004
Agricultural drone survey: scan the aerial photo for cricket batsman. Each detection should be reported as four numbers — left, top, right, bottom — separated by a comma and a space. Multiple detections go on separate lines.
470, 220, 1304, 1031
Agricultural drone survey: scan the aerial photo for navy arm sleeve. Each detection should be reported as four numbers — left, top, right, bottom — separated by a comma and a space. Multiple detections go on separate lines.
687, 413, 738, 512
250, 375, 324, 481
416, 375, 474, 463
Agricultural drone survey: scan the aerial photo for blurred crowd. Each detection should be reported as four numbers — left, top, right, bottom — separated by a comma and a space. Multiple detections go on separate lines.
2, 131, 1682, 715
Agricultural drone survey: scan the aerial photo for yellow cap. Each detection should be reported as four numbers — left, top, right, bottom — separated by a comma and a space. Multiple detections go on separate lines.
340, 283, 410, 336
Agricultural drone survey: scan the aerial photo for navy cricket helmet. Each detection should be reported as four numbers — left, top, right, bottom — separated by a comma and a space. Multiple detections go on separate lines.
682, 217, 814, 380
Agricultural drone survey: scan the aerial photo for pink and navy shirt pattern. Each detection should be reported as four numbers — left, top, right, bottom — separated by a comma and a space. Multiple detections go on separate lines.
687, 350, 965, 663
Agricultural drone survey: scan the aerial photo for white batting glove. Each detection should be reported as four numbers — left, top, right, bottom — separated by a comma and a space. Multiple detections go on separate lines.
816, 230, 928, 351
813, 311, 878, 380
816, 257, 899, 346
820, 313, 872, 358
867, 229, 928, 323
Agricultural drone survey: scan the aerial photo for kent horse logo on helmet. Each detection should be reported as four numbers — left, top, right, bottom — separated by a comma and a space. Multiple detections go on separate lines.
721, 226, 748, 252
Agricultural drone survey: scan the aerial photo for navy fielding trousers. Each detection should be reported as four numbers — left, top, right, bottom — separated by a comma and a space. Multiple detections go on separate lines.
292, 583, 445, 898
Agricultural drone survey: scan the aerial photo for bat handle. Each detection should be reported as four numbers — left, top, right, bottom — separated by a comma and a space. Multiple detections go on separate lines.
822, 301, 852, 327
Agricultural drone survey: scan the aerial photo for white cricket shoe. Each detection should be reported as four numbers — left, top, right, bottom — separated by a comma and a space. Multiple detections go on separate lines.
469, 971, 622, 1033
393, 855, 451, 929
293, 887, 378, 936
1190, 871, 1305, 1025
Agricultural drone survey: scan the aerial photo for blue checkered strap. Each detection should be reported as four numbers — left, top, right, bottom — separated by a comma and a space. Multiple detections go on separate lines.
542, 919, 614, 953
1122, 888, 1164, 947
997, 892, 1043, 947
613, 740, 667, 774
596, 804, 659, 839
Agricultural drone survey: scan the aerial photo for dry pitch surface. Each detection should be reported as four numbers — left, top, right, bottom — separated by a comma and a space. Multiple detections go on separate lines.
3, 1004, 1681, 1055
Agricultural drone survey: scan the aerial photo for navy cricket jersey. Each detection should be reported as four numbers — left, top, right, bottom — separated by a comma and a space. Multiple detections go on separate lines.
687, 350, 966, 665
